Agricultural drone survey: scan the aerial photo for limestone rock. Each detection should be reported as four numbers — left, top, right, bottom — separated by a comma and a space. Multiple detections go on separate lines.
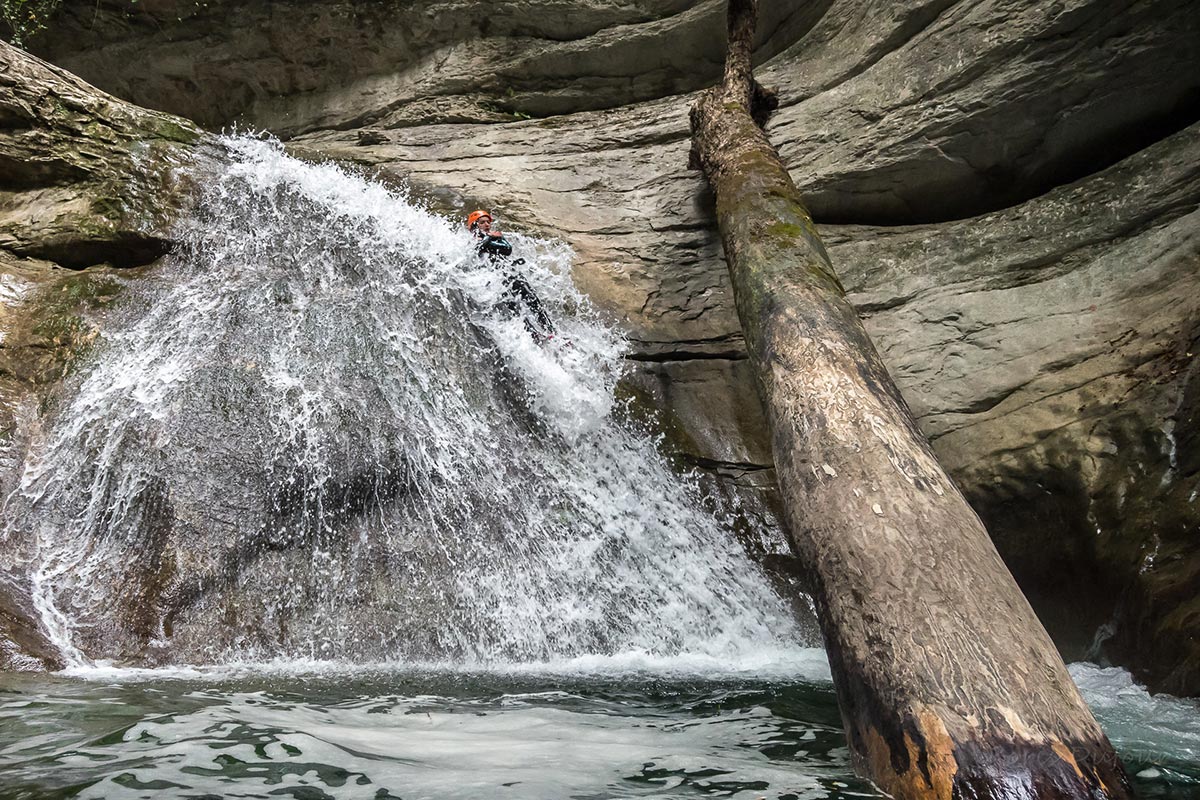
0, 38, 215, 412
830, 122, 1200, 693
37, 0, 821, 136
0, 39, 214, 447
0, 42, 213, 267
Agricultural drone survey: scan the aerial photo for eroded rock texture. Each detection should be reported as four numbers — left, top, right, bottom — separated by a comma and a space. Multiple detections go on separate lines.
0, 43, 208, 265
20, 0, 1200, 690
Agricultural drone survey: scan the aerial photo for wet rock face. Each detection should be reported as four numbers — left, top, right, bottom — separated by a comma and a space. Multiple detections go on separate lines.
0, 40, 215, 449
0, 41, 219, 667
831, 125, 1200, 692
15, 0, 1200, 690
0, 569, 63, 671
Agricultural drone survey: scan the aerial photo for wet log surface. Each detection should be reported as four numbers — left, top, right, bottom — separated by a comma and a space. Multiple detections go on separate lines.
689, 1, 1134, 797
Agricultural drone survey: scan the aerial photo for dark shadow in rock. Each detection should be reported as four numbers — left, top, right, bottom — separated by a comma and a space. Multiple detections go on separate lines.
967, 358, 1200, 694
22, 235, 173, 271
966, 468, 1121, 664
813, 89, 1200, 227
975, 89, 1200, 226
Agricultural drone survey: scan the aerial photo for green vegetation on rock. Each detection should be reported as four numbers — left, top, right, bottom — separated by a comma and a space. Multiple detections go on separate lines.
30, 270, 122, 379
0, 0, 60, 46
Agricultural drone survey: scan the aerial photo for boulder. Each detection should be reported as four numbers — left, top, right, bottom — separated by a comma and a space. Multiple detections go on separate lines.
0, 42, 211, 266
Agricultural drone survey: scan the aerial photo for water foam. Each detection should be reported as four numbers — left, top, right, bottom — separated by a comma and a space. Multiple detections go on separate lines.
58, 646, 834, 685
1071, 663, 1200, 782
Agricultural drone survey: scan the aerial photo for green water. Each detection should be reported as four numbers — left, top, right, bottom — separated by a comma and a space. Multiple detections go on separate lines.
1, 664, 1198, 799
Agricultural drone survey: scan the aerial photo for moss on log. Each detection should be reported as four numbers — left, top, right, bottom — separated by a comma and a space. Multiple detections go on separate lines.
689, 1, 1134, 798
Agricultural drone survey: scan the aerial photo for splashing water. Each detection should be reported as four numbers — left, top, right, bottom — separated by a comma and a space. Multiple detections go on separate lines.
5, 662, 1199, 800
3, 137, 806, 670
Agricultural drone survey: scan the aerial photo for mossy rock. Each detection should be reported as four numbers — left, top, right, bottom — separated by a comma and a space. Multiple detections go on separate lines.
1, 40, 218, 270
29, 268, 124, 377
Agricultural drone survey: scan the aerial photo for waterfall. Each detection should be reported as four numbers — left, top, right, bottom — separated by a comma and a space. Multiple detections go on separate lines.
4, 137, 806, 670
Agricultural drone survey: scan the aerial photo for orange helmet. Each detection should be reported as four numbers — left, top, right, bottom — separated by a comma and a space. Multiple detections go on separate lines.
466, 210, 493, 231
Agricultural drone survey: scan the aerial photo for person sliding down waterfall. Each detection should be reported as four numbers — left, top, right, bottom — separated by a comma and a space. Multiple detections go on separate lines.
467, 210, 557, 343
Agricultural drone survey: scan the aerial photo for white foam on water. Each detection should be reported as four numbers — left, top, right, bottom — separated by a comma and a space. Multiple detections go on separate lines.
58, 645, 834, 685
29, 688, 841, 800
1070, 662, 1200, 783
8, 660, 1196, 800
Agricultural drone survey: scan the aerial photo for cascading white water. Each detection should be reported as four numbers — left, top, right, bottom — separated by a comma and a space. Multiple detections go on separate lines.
4, 137, 808, 669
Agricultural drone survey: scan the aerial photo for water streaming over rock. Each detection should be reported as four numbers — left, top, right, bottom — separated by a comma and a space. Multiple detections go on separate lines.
3, 137, 806, 669
6, 663, 1198, 800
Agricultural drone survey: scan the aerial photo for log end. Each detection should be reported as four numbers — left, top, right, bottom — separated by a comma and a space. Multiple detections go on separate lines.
855, 705, 1133, 800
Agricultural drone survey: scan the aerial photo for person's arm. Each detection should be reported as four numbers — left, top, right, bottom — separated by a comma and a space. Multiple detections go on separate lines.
477, 234, 513, 258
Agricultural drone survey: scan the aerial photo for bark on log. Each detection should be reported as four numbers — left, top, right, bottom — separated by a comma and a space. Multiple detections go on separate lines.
689, 2, 1133, 798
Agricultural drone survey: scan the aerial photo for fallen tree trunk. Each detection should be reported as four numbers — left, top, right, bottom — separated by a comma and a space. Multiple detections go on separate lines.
689, 2, 1132, 798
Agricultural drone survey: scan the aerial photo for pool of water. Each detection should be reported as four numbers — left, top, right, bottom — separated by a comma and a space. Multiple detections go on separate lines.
2, 659, 1198, 800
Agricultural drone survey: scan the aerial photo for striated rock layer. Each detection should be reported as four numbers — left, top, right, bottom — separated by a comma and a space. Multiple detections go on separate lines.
16, 0, 1200, 691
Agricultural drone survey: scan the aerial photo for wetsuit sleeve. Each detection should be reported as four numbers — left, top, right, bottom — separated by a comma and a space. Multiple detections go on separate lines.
477, 235, 513, 258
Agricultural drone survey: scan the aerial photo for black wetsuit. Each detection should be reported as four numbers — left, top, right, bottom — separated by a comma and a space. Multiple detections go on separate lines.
476, 234, 555, 339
